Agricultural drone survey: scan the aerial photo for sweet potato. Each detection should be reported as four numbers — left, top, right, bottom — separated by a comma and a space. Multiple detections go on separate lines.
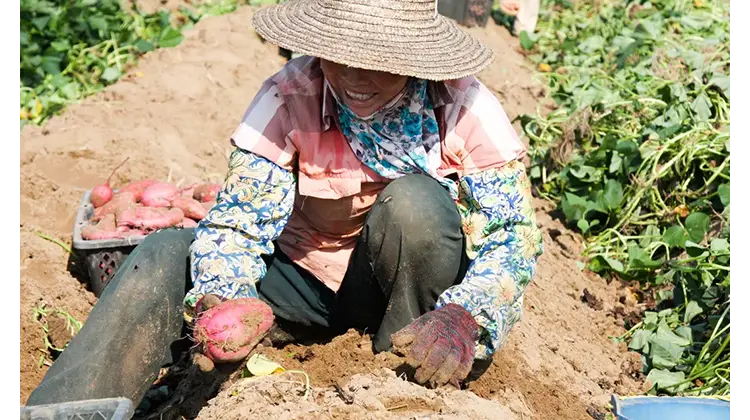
171, 196, 207, 221
90, 157, 129, 208
142, 182, 179, 207
81, 214, 120, 240
117, 207, 184, 230
193, 298, 274, 362
193, 183, 222, 203
93, 191, 137, 221
180, 218, 198, 228
121, 179, 156, 202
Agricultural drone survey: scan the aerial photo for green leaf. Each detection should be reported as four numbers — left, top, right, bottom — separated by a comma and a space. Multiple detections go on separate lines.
635, 18, 662, 39
88, 16, 108, 33
685, 241, 709, 258
519, 31, 537, 50
629, 329, 652, 352
609, 153, 622, 173
684, 301, 703, 324
561, 192, 589, 222
602, 180, 624, 211
579, 35, 605, 53
663, 226, 688, 248
675, 326, 692, 343
649, 323, 688, 371
691, 92, 712, 122
628, 244, 662, 270
643, 312, 658, 330
685, 212, 710, 242
646, 369, 685, 391
101, 67, 121, 83
718, 183, 729, 206
616, 140, 639, 157
158, 27, 184, 48
576, 219, 590, 234
601, 135, 618, 150
135, 39, 154, 53
710, 238, 729, 253
710, 72, 730, 98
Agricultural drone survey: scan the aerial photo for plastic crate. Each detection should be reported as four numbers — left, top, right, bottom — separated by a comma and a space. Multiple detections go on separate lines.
72, 190, 146, 297
437, 0, 493, 28
20, 398, 134, 420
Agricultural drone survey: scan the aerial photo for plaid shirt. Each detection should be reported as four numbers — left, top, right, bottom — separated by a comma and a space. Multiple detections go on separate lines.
188, 57, 543, 358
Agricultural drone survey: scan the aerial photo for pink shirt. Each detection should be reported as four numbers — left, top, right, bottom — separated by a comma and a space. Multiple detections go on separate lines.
230, 56, 524, 291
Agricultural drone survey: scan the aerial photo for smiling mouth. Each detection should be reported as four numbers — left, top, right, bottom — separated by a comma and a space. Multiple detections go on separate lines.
344, 89, 376, 102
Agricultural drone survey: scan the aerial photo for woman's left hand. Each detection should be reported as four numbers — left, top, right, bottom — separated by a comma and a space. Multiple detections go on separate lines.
190, 294, 275, 371
391, 303, 479, 388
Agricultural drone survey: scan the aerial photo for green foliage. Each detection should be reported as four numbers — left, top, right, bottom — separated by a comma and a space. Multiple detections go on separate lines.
524, 0, 729, 396
20, 0, 274, 126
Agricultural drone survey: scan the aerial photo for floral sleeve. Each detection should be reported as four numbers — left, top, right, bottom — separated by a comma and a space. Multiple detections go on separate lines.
184, 148, 296, 321
436, 160, 543, 359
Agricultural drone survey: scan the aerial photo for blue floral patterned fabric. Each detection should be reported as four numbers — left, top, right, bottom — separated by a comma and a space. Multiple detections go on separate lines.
331, 78, 459, 199
437, 160, 543, 358
184, 148, 296, 321
187, 150, 543, 359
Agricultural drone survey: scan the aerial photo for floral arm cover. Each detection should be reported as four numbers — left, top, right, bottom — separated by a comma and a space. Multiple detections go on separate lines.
437, 160, 544, 359
184, 148, 296, 321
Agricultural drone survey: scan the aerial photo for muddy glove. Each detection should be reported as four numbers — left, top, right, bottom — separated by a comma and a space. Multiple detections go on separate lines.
190, 294, 274, 371
391, 303, 479, 388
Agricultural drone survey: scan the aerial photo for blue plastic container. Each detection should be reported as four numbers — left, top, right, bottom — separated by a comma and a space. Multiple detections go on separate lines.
20, 397, 134, 420
612, 395, 729, 420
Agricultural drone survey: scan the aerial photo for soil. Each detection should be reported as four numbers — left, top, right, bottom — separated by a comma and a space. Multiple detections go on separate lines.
45, 313, 74, 350
19, 4, 643, 418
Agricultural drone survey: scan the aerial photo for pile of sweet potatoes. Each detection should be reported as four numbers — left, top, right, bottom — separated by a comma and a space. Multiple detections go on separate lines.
81, 179, 221, 241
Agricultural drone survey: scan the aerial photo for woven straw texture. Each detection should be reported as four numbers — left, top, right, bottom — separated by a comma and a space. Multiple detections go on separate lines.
252, 0, 495, 81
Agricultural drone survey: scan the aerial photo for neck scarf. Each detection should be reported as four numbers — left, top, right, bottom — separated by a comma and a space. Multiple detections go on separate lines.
328, 78, 459, 199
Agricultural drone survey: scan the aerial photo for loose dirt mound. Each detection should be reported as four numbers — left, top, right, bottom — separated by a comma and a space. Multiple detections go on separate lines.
198, 368, 517, 420
20, 5, 643, 418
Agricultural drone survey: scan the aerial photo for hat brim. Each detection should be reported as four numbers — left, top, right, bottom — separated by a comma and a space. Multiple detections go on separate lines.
251, 1, 495, 81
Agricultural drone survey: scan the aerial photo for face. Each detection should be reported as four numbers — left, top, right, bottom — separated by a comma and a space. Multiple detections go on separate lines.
321, 59, 409, 117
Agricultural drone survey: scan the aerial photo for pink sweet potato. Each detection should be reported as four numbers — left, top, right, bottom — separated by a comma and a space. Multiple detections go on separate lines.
117, 207, 184, 230
142, 182, 179, 207
93, 191, 136, 221
193, 298, 274, 362
90, 157, 129, 208
82, 214, 120, 240
193, 183, 222, 203
180, 218, 198, 228
171, 196, 207, 221
121, 179, 156, 202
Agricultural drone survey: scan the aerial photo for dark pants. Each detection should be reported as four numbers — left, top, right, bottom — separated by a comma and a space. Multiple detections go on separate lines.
26, 175, 468, 407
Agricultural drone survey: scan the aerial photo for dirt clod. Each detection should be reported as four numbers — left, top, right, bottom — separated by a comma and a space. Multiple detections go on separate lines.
582, 288, 604, 311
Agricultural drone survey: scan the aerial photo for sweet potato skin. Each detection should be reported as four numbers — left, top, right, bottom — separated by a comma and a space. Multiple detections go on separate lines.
142, 182, 179, 207
117, 207, 184, 230
171, 196, 208, 221
93, 191, 137, 221
121, 179, 156, 202
193, 183, 221, 203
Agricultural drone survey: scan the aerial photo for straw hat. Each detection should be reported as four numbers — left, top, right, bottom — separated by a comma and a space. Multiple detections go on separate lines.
252, 0, 495, 81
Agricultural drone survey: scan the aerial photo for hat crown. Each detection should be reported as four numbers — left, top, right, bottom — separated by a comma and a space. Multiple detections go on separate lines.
319, 0, 438, 22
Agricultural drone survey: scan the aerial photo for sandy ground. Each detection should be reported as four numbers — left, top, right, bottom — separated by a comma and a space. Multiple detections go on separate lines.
19, 5, 644, 418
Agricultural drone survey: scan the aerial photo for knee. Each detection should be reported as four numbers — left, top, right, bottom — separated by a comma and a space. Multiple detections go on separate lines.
113, 228, 194, 293
372, 175, 460, 245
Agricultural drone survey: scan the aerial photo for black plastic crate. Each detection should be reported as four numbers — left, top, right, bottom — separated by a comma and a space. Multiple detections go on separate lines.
438, 0, 494, 28
72, 190, 145, 297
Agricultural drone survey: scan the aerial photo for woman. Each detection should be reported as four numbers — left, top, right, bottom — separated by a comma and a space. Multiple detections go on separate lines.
26, 0, 543, 409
